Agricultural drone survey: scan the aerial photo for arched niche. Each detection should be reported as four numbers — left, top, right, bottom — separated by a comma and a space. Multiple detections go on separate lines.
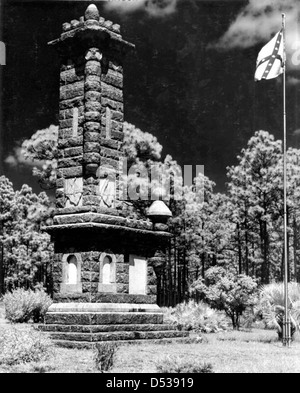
98, 252, 117, 293
60, 253, 83, 294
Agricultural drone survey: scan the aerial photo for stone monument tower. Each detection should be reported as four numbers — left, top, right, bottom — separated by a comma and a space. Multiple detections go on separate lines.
41, 4, 188, 346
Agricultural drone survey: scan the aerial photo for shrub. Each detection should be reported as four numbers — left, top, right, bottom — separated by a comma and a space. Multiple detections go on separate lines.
94, 342, 119, 373
0, 326, 53, 366
156, 355, 214, 373
4, 288, 52, 323
190, 267, 258, 329
163, 300, 229, 333
257, 282, 300, 340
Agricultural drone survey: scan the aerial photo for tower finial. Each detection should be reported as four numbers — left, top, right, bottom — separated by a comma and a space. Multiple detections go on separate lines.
85, 4, 100, 21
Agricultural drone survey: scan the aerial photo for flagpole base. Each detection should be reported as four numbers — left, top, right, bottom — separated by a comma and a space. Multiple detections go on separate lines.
282, 320, 292, 348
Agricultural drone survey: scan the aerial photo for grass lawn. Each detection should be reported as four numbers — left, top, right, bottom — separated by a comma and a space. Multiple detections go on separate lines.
0, 324, 300, 373
1, 299, 299, 373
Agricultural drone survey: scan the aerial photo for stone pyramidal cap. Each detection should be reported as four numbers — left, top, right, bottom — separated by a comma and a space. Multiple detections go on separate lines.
147, 201, 172, 223
85, 4, 100, 20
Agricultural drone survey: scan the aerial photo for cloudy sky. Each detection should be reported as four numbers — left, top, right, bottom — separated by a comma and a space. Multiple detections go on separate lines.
1, 0, 300, 194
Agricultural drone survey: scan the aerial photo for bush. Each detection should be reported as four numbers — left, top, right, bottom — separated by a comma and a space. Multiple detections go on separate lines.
94, 342, 119, 373
0, 326, 53, 366
190, 267, 258, 329
156, 355, 214, 373
4, 288, 52, 323
163, 300, 229, 333
257, 282, 300, 340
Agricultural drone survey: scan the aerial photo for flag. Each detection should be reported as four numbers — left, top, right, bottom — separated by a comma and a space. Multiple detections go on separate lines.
255, 29, 284, 81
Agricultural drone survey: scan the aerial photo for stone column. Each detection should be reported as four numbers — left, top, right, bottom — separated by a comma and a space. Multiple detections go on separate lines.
83, 47, 102, 206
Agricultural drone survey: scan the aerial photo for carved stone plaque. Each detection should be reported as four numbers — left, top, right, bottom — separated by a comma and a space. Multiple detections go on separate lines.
64, 177, 83, 208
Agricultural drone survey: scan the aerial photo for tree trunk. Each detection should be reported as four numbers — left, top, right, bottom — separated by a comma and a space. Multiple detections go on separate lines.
237, 224, 242, 274
201, 253, 205, 278
245, 218, 249, 276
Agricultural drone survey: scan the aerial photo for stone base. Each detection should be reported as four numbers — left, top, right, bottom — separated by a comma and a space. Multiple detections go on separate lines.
39, 302, 189, 347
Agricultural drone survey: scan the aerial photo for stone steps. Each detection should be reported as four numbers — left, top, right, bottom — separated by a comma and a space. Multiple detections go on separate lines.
39, 323, 175, 333
44, 329, 189, 343
51, 335, 192, 349
45, 312, 164, 325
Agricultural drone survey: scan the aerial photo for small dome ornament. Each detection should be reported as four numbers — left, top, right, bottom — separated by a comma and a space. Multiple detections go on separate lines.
147, 201, 172, 224
85, 4, 100, 21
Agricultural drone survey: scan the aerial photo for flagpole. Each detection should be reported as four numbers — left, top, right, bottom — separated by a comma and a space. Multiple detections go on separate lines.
282, 13, 291, 348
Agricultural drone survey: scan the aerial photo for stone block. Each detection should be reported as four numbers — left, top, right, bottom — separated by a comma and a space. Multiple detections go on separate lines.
60, 82, 84, 100
84, 111, 101, 122
82, 195, 100, 205
56, 178, 64, 188
62, 22, 71, 32
100, 138, 122, 150
84, 122, 101, 134
116, 273, 129, 284
83, 185, 97, 196
56, 188, 64, 199
98, 157, 119, 169
109, 62, 123, 73
85, 62, 101, 76
60, 283, 83, 294
88, 272, 99, 282
84, 177, 99, 185
59, 127, 73, 139
81, 272, 91, 283
58, 136, 83, 149
116, 254, 124, 263
82, 282, 91, 293
116, 264, 128, 275
60, 97, 84, 110
59, 107, 84, 121
90, 293, 156, 304
91, 283, 98, 293
102, 83, 123, 102
60, 68, 85, 85
64, 147, 83, 158
53, 293, 90, 303
101, 98, 123, 112
84, 142, 99, 153
83, 152, 101, 164
84, 80, 101, 92
62, 166, 83, 178
85, 164, 99, 177
98, 283, 117, 293
86, 261, 100, 272
58, 156, 83, 168
110, 130, 124, 141
101, 72, 123, 89
85, 20, 100, 28
85, 101, 102, 112
56, 198, 65, 208
100, 147, 123, 160
116, 284, 129, 294
91, 251, 100, 260
111, 110, 124, 122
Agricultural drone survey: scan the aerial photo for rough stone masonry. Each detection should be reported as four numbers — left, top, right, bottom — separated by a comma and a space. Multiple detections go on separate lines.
40, 4, 189, 346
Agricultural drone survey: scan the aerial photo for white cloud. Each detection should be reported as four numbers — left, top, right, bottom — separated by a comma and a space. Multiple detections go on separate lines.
104, 0, 178, 17
5, 146, 45, 169
212, 0, 300, 69
287, 76, 300, 85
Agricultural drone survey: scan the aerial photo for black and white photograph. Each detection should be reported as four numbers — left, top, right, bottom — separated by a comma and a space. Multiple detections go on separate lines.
0, 0, 300, 375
